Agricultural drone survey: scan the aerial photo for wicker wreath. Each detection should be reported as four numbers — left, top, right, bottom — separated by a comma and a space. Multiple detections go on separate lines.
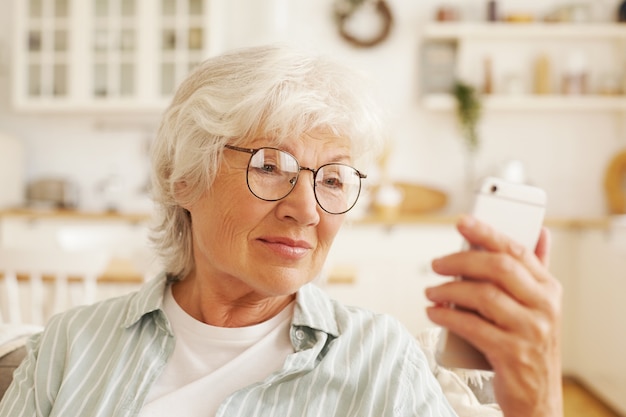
604, 149, 626, 214
334, 0, 393, 48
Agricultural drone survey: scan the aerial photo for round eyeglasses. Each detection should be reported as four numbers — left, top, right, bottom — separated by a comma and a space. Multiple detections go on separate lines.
224, 145, 366, 215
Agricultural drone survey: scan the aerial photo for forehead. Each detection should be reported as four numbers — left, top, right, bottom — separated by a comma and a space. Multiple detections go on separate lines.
247, 129, 352, 158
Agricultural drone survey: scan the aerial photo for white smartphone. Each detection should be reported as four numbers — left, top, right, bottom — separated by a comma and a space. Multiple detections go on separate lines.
436, 176, 547, 370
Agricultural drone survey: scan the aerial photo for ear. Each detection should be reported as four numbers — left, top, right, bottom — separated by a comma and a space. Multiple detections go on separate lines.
174, 180, 192, 210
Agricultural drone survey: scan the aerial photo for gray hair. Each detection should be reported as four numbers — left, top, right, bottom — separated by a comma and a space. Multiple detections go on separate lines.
149, 44, 386, 279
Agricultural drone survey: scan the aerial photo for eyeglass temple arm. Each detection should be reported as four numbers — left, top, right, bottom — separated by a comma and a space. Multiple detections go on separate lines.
224, 144, 256, 154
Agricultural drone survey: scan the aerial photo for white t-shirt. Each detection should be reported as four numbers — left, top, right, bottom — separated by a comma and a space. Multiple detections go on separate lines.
139, 286, 295, 417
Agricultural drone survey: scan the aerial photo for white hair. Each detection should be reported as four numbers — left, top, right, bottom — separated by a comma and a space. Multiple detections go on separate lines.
150, 44, 387, 279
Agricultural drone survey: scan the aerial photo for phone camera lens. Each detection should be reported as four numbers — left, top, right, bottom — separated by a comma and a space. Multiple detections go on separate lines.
490, 185, 498, 193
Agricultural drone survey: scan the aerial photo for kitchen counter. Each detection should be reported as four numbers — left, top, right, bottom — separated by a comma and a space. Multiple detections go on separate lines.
0, 208, 151, 223
0, 208, 612, 229
0, 208, 614, 286
1, 257, 145, 284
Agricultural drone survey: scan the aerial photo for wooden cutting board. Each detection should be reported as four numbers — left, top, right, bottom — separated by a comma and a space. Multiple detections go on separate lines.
372, 182, 448, 214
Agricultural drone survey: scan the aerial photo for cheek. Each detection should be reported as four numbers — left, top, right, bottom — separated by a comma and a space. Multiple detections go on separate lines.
317, 217, 345, 253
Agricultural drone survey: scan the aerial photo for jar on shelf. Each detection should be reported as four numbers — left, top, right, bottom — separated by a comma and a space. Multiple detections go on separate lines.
562, 50, 588, 95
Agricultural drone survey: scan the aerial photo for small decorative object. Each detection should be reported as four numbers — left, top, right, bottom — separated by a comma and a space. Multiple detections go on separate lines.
618, 0, 626, 22
373, 183, 404, 219
421, 41, 457, 94
436, 5, 459, 22
533, 54, 552, 95
504, 13, 535, 23
482, 57, 493, 94
487, 0, 498, 22
562, 50, 588, 95
333, 0, 393, 48
452, 81, 482, 153
604, 149, 626, 214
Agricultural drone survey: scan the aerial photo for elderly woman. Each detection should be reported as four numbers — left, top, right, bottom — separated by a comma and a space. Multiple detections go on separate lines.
0, 45, 562, 417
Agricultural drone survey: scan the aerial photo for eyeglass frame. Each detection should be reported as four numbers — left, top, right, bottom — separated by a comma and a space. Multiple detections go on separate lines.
224, 144, 367, 215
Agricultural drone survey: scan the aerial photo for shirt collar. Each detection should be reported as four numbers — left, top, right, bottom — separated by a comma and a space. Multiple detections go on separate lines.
123, 272, 170, 332
122, 275, 341, 340
292, 283, 340, 339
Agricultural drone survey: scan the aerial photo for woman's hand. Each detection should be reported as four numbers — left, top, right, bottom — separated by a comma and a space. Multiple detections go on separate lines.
425, 215, 563, 417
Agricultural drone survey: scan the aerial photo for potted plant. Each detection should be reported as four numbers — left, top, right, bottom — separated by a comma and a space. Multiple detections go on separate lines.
452, 80, 482, 153
452, 80, 483, 202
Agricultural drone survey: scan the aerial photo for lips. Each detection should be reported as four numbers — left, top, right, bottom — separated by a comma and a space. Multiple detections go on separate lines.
258, 236, 313, 259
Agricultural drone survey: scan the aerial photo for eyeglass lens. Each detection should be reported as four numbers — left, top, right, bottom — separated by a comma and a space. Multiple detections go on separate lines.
246, 148, 362, 214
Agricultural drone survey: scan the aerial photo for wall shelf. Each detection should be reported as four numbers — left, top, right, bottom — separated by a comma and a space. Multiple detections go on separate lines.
422, 93, 626, 112
422, 22, 626, 41
420, 22, 626, 112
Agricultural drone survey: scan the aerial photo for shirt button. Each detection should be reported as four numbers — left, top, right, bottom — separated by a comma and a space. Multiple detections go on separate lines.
295, 329, 306, 340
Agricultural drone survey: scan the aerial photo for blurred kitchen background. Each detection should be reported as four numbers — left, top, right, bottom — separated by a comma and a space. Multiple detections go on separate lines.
0, 0, 625, 415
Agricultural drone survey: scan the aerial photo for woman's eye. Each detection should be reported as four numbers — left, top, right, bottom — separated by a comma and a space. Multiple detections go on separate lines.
261, 164, 277, 173
252, 163, 283, 176
322, 176, 343, 188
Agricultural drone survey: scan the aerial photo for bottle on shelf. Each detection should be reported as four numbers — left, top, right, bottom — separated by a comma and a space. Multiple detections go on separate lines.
487, 0, 498, 22
534, 54, 552, 95
483, 57, 493, 94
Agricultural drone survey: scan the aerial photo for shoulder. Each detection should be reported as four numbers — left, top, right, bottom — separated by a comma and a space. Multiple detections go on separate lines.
299, 283, 424, 358
41, 276, 168, 350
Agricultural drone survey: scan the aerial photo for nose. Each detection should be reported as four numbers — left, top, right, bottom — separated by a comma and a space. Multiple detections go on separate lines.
275, 169, 320, 226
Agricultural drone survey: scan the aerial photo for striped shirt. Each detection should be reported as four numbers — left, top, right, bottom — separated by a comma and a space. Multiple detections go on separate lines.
0, 274, 458, 417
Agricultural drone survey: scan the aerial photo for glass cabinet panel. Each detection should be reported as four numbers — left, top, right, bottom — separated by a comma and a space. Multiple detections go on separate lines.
120, 63, 134, 96
25, 0, 70, 99
121, 0, 134, 16
28, 31, 42, 51
54, 29, 67, 51
29, 0, 43, 18
189, 0, 202, 15
15, 0, 214, 109
28, 64, 42, 96
54, 0, 68, 17
53, 64, 67, 96
92, 0, 137, 98
188, 27, 202, 50
159, 0, 207, 97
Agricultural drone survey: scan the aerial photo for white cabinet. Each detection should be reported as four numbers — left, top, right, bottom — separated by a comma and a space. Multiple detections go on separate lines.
0, 214, 148, 254
568, 227, 626, 415
420, 23, 626, 112
12, 0, 222, 112
0, 212, 155, 323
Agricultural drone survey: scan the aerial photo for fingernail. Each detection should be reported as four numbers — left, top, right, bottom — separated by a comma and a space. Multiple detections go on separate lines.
425, 287, 440, 301
459, 214, 475, 228
509, 241, 524, 257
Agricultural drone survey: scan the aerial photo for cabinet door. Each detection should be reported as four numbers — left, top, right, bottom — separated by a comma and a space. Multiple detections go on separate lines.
91, 0, 140, 100
12, 0, 219, 112
573, 229, 626, 415
14, 0, 72, 104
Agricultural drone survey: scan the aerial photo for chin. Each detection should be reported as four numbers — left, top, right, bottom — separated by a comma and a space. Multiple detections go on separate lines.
258, 269, 316, 296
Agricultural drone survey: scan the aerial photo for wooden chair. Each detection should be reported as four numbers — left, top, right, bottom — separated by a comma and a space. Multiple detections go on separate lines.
0, 248, 110, 325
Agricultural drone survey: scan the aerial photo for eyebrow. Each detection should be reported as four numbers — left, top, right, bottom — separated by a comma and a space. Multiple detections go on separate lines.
249, 139, 353, 165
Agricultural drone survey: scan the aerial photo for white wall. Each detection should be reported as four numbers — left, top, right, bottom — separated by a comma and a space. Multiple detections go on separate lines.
0, 0, 625, 217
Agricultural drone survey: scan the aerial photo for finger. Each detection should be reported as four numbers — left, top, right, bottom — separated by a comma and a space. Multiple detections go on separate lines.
457, 215, 553, 284
426, 303, 509, 367
432, 251, 543, 308
425, 279, 534, 333
535, 227, 551, 268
